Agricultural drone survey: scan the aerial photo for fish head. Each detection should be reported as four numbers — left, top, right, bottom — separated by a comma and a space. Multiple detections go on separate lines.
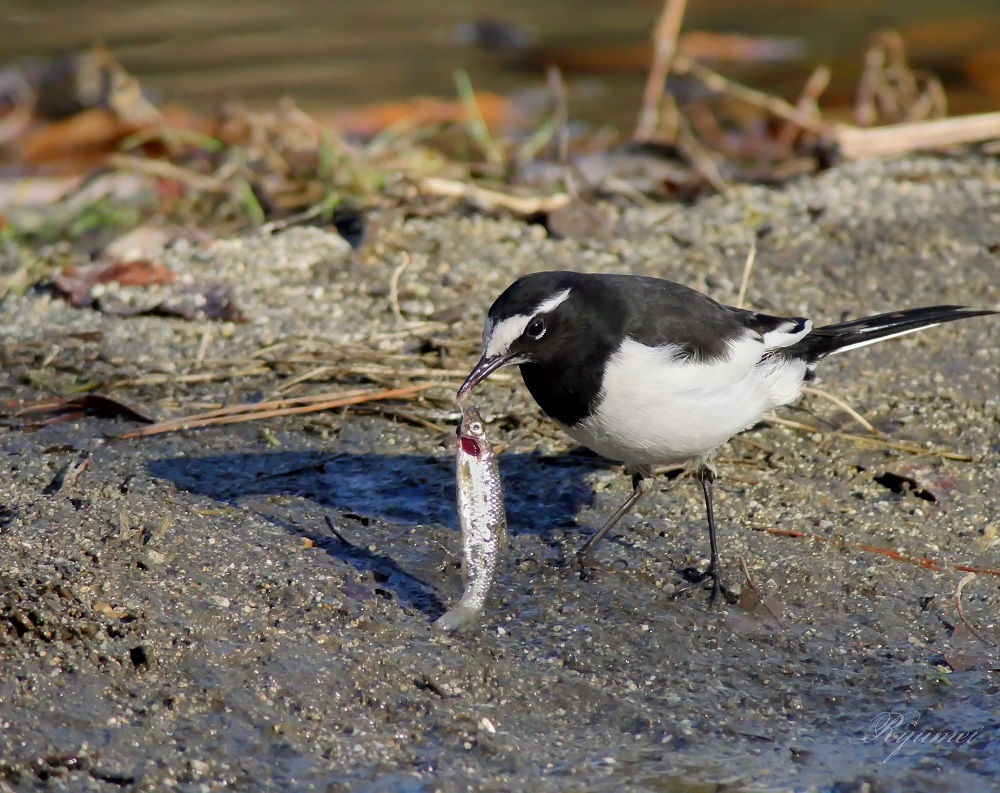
457, 403, 489, 458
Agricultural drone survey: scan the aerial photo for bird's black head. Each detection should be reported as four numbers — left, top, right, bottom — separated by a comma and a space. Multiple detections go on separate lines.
458, 271, 626, 408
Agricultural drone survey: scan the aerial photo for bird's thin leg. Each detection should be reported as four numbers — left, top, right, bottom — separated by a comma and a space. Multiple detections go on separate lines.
573, 469, 653, 576
673, 465, 725, 606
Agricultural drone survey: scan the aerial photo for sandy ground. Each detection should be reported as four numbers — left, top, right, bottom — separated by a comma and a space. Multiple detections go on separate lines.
1, 154, 998, 791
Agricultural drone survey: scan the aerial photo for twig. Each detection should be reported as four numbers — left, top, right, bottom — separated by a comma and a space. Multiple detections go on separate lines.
635, 0, 689, 142
0, 71, 34, 147
776, 65, 830, 149
120, 384, 433, 438
834, 112, 1000, 159
547, 65, 571, 168
801, 386, 878, 434
389, 253, 412, 323
107, 153, 229, 193
674, 56, 832, 135
955, 573, 994, 647
676, 114, 729, 194
856, 32, 889, 127
418, 176, 570, 215
545, 64, 612, 232
110, 365, 272, 388
735, 237, 756, 309
765, 415, 972, 461
453, 68, 504, 169
44, 455, 90, 494
195, 324, 213, 368
754, 527, 1000, 578
359, 404, 451, 434
274, 365, 338, 394
258, 204, 326, 235
125, 387, 375, 427
738, 556, 783, 625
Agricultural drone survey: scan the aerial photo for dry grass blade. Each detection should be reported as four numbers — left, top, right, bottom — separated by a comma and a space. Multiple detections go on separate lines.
674, 56, 831, 135
635, 0, 689, 142
801, 386, 878, 434
418, 176, 570, 215
738, 556, 784, 626
754, 528, 1000, 578
107, 152, 229, 193
834, 112, 1000, 159
955, 573, 995, 648
775, 65, 830, 149
389, 253, 412, 323
120, 384, 433, 438
676, 114, 728, 194
274, 365, 339, 394
735, 238, 756, 310
111, 365, 272, 388
766, 415, 972, 461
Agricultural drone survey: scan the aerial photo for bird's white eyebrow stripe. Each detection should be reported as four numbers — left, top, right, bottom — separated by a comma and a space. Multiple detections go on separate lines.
482, 287, 573, 359
484, 315, 531, 358
534, 288, 572, 316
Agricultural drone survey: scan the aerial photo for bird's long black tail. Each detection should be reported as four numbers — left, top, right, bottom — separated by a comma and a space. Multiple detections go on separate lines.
787, 305, 996, 364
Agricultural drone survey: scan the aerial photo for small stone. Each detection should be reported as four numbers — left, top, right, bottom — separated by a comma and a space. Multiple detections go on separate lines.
141, 549, 166, 567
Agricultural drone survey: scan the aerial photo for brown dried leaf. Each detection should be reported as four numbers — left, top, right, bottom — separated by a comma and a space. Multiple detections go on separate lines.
54, 259, 179, 307
13, 393, 156, 424
97, 282, 247, 323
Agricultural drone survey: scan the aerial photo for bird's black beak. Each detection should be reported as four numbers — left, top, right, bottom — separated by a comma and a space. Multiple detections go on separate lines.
457, 353, 515, 400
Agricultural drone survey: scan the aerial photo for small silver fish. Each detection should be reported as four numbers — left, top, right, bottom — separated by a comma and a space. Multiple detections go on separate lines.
434, 402, 508, 631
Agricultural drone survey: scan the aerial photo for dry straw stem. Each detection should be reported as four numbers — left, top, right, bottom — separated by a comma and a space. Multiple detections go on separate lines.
834, 112, 1000, 159
418, 176, 570, 215
670, 53, 1000, 159
766, 414, 972, 462
389, 252, 413, 323
775, 65, 831, 149
734, 238, 756, 310
635, 0, 689, 142
121, 383, 433, 438
755, 527, 1000, 578
107, 152, 229, 193
673, 56, 831, 135
955, 573, 994, 648
800, 386, 878, 434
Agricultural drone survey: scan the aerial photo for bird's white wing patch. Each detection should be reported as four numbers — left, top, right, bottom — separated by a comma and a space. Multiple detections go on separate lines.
482, 288, 572, 359
761, 318, 812, 350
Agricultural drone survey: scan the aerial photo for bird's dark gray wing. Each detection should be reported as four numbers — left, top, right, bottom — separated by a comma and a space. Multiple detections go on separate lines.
606, 275, 807, 361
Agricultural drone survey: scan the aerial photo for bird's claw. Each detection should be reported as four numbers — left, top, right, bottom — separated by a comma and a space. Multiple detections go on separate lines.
673, 563, 730, 606
563, 551, 616, 581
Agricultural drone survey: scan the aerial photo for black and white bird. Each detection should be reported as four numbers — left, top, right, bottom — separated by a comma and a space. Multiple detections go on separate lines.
457, 270, 996, 604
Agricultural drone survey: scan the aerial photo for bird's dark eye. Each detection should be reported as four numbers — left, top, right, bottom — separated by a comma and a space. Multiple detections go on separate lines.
526, 318, 545, 339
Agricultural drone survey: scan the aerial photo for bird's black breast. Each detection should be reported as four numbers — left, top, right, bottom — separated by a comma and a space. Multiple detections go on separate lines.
518, 360, 603, 427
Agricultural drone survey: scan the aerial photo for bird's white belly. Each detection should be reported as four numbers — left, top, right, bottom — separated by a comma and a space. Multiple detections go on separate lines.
563, 338, 809, 466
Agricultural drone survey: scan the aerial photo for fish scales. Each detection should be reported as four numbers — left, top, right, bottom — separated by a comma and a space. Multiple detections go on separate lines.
434, 402, 507, 631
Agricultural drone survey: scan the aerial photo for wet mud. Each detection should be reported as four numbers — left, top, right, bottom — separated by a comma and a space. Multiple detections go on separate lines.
1, 154, 999, 790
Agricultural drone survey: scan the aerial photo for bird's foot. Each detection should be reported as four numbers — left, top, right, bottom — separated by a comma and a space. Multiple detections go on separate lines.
671, 563, 733, 606
563, 550, 616, 581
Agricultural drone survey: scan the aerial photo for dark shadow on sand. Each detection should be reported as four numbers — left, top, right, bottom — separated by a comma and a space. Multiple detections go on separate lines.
148, 449, 605, 617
